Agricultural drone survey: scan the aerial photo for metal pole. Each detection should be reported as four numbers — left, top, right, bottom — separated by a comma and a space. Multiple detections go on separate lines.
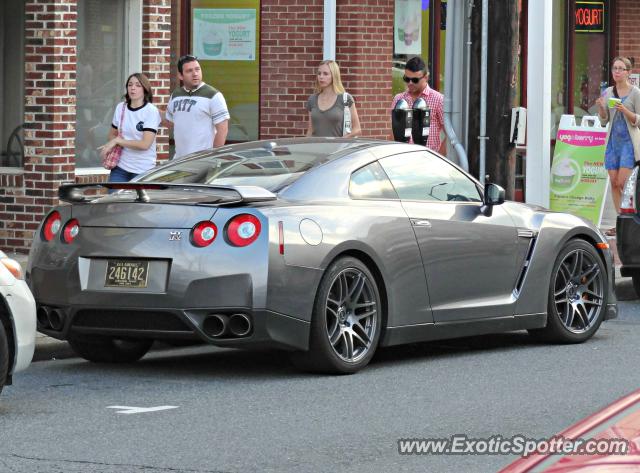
443, 0, 469, 171
323, 0, 336, 60
479, 0, 488, 185
525, 0, 552, 206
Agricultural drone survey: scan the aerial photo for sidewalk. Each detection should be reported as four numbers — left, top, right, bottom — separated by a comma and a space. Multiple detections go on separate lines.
5, 193, 635, 362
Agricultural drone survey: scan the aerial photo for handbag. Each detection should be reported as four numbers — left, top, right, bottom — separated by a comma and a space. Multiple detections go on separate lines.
102, 102, 126, 170
342, 92, 352, 136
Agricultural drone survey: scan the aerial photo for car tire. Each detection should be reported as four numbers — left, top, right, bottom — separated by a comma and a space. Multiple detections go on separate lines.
68, 336, 153, 363
0, 324, 8, 395
632, 274, 640, 299
529, 239, 607, 343
291, 256, 382, 375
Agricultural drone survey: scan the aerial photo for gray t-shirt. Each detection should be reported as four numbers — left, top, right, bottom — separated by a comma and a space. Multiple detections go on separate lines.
306, 93, 354, 137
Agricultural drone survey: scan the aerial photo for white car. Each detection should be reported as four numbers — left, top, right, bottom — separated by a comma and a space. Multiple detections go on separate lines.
0, 251, 36, 394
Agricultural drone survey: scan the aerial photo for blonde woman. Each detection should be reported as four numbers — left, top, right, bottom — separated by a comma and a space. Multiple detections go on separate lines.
306, 60, 361, 137
596, 56, 640, 235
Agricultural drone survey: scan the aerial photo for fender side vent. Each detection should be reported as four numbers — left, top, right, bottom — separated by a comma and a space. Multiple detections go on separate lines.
514, 237, 537, 296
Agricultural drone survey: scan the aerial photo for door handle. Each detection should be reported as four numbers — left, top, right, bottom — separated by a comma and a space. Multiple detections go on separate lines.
411, 219, 432, 227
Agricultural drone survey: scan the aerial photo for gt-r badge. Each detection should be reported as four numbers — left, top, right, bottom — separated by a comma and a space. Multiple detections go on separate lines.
169, 231, 182, 241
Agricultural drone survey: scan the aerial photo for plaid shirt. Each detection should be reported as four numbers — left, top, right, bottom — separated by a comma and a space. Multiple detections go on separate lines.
391, 84, 445, 152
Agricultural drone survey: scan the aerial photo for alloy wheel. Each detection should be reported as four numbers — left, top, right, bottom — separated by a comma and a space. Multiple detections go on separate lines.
552, 248, 604, 334
324, 268, 378, 363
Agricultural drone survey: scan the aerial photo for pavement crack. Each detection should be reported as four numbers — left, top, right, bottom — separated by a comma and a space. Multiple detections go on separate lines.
5, 453, 232, 473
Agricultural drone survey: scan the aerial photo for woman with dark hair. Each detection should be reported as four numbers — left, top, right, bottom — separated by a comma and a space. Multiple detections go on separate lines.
597, 56, 640, 236
99, 72, 162, 182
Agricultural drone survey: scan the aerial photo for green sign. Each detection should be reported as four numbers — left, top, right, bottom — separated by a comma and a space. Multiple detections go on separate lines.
549, 115, 609, 226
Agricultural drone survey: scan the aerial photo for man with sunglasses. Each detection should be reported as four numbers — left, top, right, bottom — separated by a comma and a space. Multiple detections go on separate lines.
390, 56, 446, 154
165, 55, 230, 159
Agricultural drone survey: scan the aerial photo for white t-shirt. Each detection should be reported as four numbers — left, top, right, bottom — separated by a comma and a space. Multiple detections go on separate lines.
166, 82, 230, 159
111, 101, 161, 174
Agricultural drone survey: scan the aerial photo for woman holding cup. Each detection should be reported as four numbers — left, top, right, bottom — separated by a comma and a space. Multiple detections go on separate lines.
597, 57, 640, 235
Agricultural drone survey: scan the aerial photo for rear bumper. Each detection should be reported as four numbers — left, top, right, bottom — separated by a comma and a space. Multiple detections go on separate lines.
37, 306, 310, 351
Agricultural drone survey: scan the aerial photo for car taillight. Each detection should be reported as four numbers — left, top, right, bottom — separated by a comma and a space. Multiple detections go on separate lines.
61, 219, 80, 244
42, 211, 62, 241
191, 221, 218, 247
620, 167, 639, 214
226, 214, 261, 247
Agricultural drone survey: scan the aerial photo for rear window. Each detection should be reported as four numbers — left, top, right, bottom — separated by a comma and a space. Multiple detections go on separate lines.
141, 142, 353, 192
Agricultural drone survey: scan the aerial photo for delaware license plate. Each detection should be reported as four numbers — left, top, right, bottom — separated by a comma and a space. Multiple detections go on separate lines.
105, 260, 149, 288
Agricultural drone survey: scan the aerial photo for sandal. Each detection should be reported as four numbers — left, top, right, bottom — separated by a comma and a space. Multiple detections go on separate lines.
605, 227, 616, 237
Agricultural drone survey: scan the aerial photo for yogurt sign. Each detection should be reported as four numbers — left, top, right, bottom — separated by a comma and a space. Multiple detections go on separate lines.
549, 115, 609, 226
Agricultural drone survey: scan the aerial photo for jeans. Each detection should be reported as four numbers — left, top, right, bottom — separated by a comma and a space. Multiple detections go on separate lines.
108, 166, 139, 183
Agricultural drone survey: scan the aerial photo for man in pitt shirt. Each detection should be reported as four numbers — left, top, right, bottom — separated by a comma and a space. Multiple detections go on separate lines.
165, 55, 230, 159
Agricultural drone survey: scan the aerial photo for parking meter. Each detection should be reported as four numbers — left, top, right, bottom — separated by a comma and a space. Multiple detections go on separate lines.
411, 97, 431, 146
391, 99, 412, 143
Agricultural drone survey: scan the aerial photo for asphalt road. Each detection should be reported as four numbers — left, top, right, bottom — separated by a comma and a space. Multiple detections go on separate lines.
1, 295, 640, 473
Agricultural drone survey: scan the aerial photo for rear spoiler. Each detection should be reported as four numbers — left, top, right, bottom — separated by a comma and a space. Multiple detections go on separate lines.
58, 182, 277, 205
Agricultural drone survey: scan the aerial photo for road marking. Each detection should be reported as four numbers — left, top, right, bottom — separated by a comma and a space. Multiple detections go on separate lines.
106, 405, 179, 415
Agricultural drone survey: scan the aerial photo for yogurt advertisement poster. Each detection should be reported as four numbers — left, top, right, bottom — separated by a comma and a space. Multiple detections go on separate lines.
193, 9, 256, 61
394, 0, 422, 55
549, 115, 609, 226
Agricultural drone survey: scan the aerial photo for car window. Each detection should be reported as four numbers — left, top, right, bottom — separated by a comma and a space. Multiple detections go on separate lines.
379, 152, 482, 203
141, 142, 357, 192
349, 162, 398, 200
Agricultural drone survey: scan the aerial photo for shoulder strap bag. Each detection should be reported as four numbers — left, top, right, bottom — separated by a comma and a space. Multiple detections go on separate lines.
342, 92, 352, 136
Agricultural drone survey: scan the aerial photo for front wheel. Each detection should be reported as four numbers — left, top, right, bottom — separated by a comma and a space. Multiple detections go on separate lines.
529, 239, 607, 343
291, 257, 382, 374
68, 337, 153, 363
0, 325, 8, 395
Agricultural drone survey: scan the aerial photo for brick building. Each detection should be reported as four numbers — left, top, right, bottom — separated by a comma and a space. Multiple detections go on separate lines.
0, 0, 172, 253
2, 0, 640, 254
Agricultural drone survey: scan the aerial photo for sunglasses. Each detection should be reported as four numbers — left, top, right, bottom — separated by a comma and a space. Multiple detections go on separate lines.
403, 75, 426, 84
179, 54, 198, 62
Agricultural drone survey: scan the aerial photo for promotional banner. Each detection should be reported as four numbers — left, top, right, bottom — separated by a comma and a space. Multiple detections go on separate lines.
394, 0, 422, 55
193, 9, 257, 61
549, 115, 609, 226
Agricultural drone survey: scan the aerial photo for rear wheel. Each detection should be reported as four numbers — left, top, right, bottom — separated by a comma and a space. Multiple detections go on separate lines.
632, 274, 640, 299
291, 257, 382, 374
68, 337, 153, 363
529, 240, 606, 343
0, 325, 8, 395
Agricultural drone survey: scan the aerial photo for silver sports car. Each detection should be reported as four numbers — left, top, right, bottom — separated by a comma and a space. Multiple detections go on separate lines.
27, 138, 617, 374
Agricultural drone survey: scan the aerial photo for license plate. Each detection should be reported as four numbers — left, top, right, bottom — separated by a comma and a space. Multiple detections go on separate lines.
105, 260, 149, 288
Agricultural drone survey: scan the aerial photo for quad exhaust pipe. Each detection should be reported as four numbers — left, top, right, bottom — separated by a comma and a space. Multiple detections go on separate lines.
36, 305, 66, 331
228, 313, 251, 337
202, 313, 252, 338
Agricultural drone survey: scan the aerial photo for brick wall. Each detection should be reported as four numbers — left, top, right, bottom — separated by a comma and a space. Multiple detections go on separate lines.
260, 0, 324, 138
615, 0, 640, 68
259, 1, 393, 139
336, 0, 393, 139
0, 0, 77, 253
142, 0, 172, 162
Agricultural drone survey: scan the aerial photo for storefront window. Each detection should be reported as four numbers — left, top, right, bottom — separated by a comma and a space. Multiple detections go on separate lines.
391, 0, 446, 95
0, 0, 25, 167
75, 0, 127, 168
550, 0, 567, 138
572, 0, 608, 120
191, 0, 260, 142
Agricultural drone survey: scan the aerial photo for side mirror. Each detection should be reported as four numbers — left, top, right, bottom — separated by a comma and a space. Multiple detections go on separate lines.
484, 183, 505, 206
